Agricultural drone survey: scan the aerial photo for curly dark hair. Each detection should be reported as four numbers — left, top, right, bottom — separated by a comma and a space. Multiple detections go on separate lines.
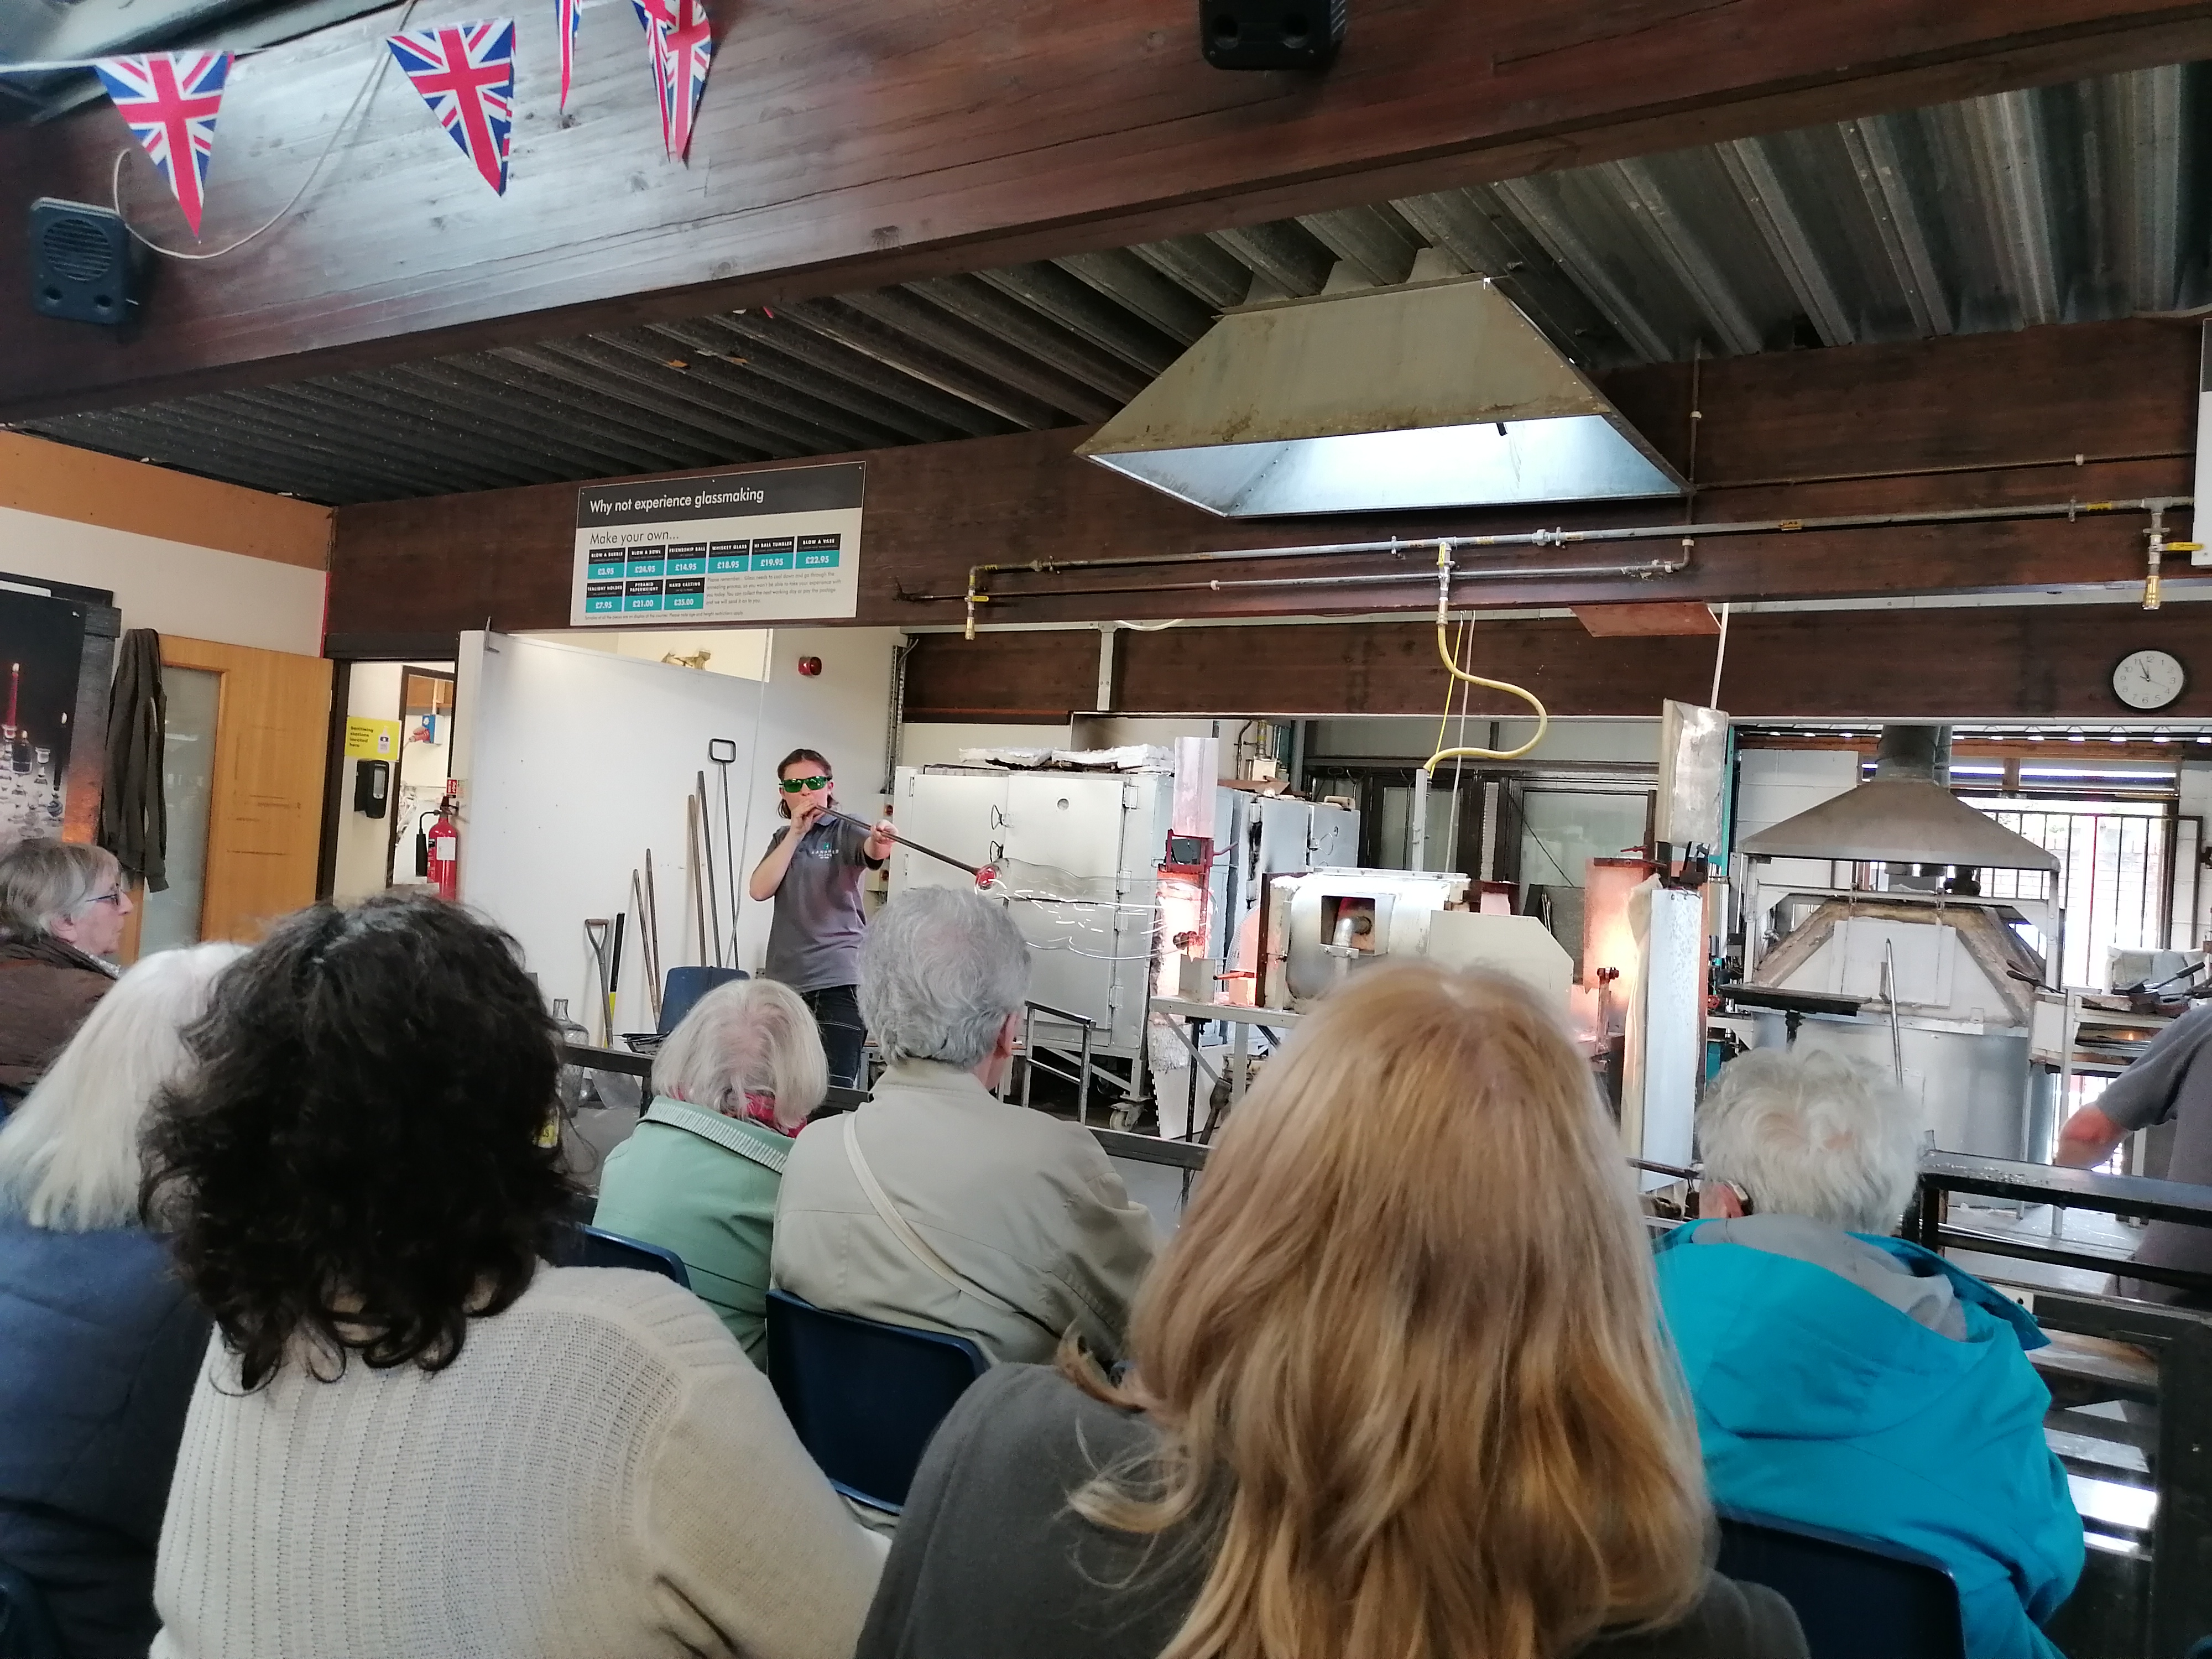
141, 895, 573, 1390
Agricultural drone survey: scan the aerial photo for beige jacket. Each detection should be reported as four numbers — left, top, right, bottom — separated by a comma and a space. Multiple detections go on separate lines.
770, 1061, 1155, 1364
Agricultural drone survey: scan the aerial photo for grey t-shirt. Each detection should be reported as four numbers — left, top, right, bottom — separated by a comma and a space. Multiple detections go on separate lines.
762, 816, 878, 993
2091, 1000, 2212, 1302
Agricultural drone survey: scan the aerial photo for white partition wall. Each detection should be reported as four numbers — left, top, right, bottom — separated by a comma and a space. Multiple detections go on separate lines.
451, 629, 896, 1037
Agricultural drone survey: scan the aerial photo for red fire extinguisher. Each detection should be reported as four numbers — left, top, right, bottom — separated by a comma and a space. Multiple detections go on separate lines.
426, 783, 461, 902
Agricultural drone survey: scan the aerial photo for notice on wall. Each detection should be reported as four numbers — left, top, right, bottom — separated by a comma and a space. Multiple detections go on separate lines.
568, 462, 864, 626
343, 717, 402, 760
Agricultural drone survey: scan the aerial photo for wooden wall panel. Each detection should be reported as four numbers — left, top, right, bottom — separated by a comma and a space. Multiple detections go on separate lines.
4, 2, 2209, 416
904, 604, 2212, 723
327, 319, 2204, 655
161, 638, 334, 942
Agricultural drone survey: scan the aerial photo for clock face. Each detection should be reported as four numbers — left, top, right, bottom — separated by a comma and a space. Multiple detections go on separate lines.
2112, 649, 2188, 711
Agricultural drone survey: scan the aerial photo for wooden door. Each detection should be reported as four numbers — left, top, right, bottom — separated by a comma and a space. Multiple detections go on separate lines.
156, 637, 332, 944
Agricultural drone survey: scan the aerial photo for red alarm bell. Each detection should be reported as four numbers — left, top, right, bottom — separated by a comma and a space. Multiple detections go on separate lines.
797, 656, 822, 677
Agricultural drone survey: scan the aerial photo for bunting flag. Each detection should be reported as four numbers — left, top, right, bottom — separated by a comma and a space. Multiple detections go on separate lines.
387, 20, 517, 195
554, 0, 581, 112
632, 0, 709, 160
656, 0, 712, 162
93, 51, 231, 237
632, 0, 675, 154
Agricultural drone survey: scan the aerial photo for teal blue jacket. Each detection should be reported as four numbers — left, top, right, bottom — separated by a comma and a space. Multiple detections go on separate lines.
1655, 1223, 2082, 1659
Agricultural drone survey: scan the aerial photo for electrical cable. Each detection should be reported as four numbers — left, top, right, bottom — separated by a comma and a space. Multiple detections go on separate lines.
108, 0, 418, 262
1422, 543, 1548, 773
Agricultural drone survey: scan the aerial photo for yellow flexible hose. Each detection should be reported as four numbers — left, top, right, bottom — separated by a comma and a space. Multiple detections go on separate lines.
1422, 542, 1548, 773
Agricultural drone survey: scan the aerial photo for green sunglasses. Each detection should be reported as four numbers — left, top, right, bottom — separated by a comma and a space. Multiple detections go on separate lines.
778, 775, 832, 794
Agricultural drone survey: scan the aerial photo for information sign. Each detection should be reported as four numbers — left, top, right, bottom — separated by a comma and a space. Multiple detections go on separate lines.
568, 462, 864, 625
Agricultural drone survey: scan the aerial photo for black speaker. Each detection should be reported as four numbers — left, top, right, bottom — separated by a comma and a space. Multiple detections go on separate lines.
1201, 0, 1345, 70
29, 198, 140, 327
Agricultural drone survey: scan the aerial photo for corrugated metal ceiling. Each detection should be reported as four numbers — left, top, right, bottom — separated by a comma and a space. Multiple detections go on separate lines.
17, 60, 2212, 505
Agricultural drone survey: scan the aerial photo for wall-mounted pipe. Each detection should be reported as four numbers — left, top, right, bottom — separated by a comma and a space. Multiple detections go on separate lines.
909, 495, 2191, 625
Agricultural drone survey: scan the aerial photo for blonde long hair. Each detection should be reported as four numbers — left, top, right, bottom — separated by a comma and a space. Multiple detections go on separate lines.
1074, 964, 1708, 1659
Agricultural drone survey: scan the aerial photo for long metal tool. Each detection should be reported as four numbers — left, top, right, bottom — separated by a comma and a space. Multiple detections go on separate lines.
685, 796, 708, 964
583, 917, 614, 1045
696, 771, 723, 967
821, 808, 995, 885
607, 912, 627, 1041
643, 850, 664, 1014
630, 869, 661, 1026
709, 738, 739, 961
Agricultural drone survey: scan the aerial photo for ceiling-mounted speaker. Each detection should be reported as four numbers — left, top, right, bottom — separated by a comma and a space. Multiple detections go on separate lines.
1201, 0, 1345, 69
29, 198, 141, 327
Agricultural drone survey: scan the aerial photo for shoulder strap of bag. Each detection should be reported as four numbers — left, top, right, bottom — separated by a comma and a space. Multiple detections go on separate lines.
839, 1113, 1024, 1317
644, 1097, 791, 1175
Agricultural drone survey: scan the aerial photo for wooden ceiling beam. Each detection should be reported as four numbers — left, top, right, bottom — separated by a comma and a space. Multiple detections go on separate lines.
325, 317, 2207, 648
6, 1, 2212, 418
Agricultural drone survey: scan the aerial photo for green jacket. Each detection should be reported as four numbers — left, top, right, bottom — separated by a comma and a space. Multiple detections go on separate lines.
592, 1097, 791, 1365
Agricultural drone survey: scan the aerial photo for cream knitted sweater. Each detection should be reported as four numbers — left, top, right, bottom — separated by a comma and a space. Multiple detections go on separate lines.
150, 1266, 885, 1659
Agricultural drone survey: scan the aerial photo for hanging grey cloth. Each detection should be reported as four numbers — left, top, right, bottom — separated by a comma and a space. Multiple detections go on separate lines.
98, 629, 166, 894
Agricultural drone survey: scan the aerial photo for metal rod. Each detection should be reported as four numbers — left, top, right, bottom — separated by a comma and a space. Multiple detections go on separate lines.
1078, 1019, 1094, 1127
686, 796, 708, 965
697, 774, 723, 968
899, 493, 2191, 611
1882, 941, 1905, 1086
822, 808, 990, 881
901, 555, 1687, 606
1020, 1004, 1036, 1110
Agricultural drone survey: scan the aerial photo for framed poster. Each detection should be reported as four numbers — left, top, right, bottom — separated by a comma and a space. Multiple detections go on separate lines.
569, 462, 864, 627
0, 585, 92, 846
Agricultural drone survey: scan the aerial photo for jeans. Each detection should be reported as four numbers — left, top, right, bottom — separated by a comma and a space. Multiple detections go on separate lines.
802, 983, 865, 1090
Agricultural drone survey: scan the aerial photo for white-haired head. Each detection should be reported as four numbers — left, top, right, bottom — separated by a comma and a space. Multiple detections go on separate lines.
859, 886, 1029, 1071
0, 941, 244, 1231
1698, 1046, 1919, 1234
650, 976, 828, 1132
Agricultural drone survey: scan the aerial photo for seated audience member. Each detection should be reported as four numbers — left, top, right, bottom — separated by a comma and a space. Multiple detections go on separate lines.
772, 885, 1153, 1365
858, 966, 1807, 1659
594, 977, 828, 1363
1657, 1047, 2081, 1659
140, 896, 883, 1659
0, 944, 238, 1659
0, 840, 131, 1112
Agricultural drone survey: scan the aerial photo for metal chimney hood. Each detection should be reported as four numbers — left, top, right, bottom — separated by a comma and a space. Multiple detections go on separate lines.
1075, 276, 1687, 518
1740, 727, 2059, 872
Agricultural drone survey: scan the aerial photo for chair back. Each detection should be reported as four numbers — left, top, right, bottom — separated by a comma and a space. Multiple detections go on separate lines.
660, 967, 748, 1035
0, 1560, 65, 1659
556, 1223, 692, 1288
765, 1289, 988, 1514
1715, 1506, 1965, 1659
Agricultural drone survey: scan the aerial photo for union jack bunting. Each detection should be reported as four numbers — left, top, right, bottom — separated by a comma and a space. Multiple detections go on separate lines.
633, 0, 710, 160
632, 0, 675, 153
93, 52, 231, 237
555, 0, 582, 112
387, 20, 517, 195
656, 0, 713, 161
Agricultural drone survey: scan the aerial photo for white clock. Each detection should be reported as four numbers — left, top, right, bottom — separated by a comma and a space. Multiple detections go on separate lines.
2112, 649, 2187, 711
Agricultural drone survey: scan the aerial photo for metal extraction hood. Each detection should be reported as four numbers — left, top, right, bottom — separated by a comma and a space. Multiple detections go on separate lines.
1740, 727, 2058, 872
1075, 276, 1687, 518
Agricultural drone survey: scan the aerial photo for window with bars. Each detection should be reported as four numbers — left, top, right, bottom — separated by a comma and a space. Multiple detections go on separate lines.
1968, 796, 2181, 990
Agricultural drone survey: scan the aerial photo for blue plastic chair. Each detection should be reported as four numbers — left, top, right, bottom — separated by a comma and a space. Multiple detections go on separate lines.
556, 1223, 692, 1288
1715, 1506, 1964, 1659
659, 967, 747, 1035
0, 1559, 65, 1659
765, 1289, 988, 1514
